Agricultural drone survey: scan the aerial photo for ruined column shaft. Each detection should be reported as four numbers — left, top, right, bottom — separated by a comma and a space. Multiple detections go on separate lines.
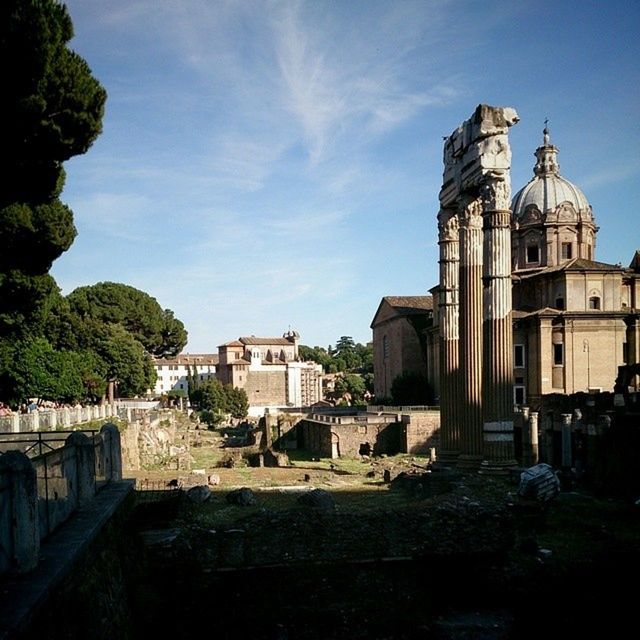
438, 104, 519, 471
481, 180, 517, 470
458, 199, 484, 464
437, 208, 460, 459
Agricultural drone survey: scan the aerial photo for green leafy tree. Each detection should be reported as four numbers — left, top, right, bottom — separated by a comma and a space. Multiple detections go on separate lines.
193, 378, 228, 414
186, 364, 199, 396
0, 337, 105, 405
191, 379, 248, 422
90, 324, 156, 397
225, 385, 249, 419
298, 345, 333, 369
0, 0, 106, 337
334, 336, 360, 370
66, 282, 187, 358
390, 372, 433, 406
355, 342, 373, 374
199, 409, 223, 429
300, 338, 372, 375
334, 373, 367, 405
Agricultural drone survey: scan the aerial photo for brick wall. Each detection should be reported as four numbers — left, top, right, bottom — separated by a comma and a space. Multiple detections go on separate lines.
298, 419, 400, 458
400, 411, 440, 454
245, 371, 287, 406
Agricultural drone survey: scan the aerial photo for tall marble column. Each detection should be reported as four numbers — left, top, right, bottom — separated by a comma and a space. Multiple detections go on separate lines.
480, 176, 517, 472
437, 208, 461, 461
458, 197, 484, 467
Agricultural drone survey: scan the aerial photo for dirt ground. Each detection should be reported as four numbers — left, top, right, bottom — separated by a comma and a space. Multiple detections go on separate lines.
125, 424, 640, 639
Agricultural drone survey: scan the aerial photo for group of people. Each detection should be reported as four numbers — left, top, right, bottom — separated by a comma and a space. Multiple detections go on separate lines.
0, 400, 85, 416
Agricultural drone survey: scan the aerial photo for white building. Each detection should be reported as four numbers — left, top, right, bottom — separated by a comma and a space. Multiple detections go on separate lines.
152, 353, 218, 396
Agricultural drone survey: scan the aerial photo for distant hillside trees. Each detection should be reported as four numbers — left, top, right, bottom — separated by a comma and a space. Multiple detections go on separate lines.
299, 336, 374, 405
299, 336, 373, 374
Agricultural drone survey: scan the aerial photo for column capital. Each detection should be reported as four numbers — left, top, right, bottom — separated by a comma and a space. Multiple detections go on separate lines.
438, 209, 459, 241
481, 175, 511, 211
459, 197, 483, 229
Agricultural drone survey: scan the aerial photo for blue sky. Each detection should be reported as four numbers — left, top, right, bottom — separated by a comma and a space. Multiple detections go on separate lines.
52, 0, 640, 352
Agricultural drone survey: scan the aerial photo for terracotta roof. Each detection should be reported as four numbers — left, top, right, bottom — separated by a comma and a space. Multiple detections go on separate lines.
371, 295, 434, 328
240, 337, 294, 346
219, 340, 244, 347
154, 353, 219, 365
516, 258, 622, 280
562, 258, 623, 272
383, 296, 433, 312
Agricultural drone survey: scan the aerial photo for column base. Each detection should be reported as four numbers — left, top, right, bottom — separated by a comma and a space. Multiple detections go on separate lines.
456, 454, 483, 470
478, 459, 518, 476
436, 449, 460, 465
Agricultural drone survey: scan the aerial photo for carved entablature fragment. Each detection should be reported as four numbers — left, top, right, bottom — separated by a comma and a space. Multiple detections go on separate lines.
440, 104, 518, 208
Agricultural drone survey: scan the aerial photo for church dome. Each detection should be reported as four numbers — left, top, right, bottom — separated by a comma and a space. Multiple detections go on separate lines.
512, 127, 592, 221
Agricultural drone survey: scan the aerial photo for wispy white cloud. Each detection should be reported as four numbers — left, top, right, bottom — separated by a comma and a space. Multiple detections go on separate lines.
579, 161, 640, 190
264, 209, 348, 236
69, 192, 157, 242
271, 1, 457, 164
206, 134, 290, 192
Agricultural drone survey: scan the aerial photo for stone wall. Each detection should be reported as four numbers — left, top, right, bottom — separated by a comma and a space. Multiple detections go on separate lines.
245, 370, 287, 406
299, 419, 400, 458
14, 488, 136, 640
119, 411, 182, 471
0, 424, 122, 575
373, 316, 427, 399
400, 411, 440, 454
0, 404, 119, 434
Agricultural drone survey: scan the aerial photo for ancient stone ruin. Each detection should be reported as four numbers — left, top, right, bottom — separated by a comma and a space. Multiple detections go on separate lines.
437, 104, 519, 472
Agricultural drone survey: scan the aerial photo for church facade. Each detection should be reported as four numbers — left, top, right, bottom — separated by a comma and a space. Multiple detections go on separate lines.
373, 127, 639, 408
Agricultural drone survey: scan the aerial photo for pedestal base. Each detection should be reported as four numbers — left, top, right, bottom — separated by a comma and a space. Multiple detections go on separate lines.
436, 449, 460, 465
478, 459, 518, 476
457, 454, 483, 470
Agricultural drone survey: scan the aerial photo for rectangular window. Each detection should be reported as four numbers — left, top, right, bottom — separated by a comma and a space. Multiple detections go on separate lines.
554, 343, 564, 365
526, 245, 539, 263
588, 296, 600, 310
514, 385, 526, 405
235, 353, 240, 359
514, 344, 525, 368
623, 342, 628, 364
561, 242, 572, 260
